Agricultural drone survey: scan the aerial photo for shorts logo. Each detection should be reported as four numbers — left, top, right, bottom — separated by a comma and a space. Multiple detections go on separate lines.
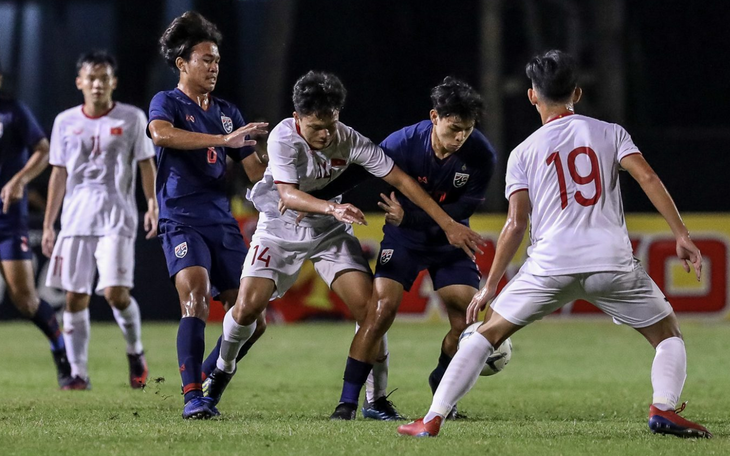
380, 249, 394, 264
20, 236, 29, 252
453, 172, 470, 188
221, 114, 233, 134
174, 242, 188, 259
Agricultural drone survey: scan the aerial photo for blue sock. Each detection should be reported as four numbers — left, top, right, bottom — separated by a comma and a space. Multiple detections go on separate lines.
201, 335, 256, 379
177, 317, 206, 403
339, 357, 373, 405
31, 300, 65, 352
428, 350, 452, 394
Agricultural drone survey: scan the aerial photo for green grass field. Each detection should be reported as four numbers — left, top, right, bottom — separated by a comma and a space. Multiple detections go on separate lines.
0, 319, 727, 455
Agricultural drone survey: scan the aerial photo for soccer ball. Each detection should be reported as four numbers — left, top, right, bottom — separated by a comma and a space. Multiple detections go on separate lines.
457, 322, 512, 376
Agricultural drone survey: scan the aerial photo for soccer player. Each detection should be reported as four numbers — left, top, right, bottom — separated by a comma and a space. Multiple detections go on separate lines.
337, 77, 496, 420
147, 11, 269, 419
42, 50, 157, 391
0, 61, 72, 387
397, 50, 712, 438
206, 70, 484, 418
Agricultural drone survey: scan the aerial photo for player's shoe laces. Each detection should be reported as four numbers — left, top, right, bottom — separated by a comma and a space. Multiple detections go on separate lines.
648, 403, 712, 438
397, 416, 443, 437
362, 390, 405, 421
61, 375, 91, 391
202, 367, 235, 406
330, 402, 357, 420
182, 396, 218, 420
127, 352, 148, 389
52, 348, 72, 388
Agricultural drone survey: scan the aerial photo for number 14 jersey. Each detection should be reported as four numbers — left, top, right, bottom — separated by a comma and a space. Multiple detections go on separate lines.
505, 114, 640, 275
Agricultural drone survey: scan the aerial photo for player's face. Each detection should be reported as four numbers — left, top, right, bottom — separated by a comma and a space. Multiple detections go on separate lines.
178, 42, 220, 93
430, 110, 475, 154
294, 111, 339, 150
76, 63, 116, 105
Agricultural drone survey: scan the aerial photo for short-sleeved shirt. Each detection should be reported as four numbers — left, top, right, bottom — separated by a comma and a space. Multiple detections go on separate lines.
49, 102, 155, 237
505, 113, 639, 275
0, 97, 46, 234
148, 88, 253, 227
248, 117, 394, 228
380, 120, 496, 252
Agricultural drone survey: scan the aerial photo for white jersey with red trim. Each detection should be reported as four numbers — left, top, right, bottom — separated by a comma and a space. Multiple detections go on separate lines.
505, 113, 640, 275
248, 117, 394, 228
49, 103, 155, 237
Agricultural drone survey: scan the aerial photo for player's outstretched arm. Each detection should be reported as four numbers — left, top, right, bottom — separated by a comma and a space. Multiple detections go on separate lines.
621, 154, 702, 281
42, 166, 67, 258
467, 190, 530, 323
381, 165, 484, 258
138, 157, 159, 239
148, 120, 268, 150
276, 183, 366, 225
1, 138, 49, 214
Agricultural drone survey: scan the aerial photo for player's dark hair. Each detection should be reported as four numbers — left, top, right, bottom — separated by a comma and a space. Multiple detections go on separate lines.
292, 71, 347, 118
158, 11, 222, 70
76, 50, 117, 74
525, 49, 578, 103
430, 77, 484, 122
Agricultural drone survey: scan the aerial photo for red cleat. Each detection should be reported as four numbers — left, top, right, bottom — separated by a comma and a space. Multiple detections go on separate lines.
397, 416, 442, 437
128, 352, 149, 389
648, 403, 712, 438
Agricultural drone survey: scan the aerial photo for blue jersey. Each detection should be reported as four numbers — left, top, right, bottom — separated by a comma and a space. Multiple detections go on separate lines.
381, 120, 496, 251
0, 97, 46, 234
148, 88, 253, 226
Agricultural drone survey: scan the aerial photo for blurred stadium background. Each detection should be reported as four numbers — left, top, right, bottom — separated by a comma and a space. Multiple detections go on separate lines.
1, 0, 728, 322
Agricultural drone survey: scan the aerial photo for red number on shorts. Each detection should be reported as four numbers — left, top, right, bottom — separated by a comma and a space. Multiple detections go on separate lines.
546, 147, 602, 209
251, 245, 271, 268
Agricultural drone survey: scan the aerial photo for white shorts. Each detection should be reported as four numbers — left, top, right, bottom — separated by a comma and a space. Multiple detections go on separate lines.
46, 235, 135, 295
491, 259, 672, 328
242, 216, 371, 299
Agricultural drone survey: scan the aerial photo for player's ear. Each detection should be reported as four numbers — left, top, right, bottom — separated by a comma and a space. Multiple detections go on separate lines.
573, 87, 582, 104
527, 88, 538, 106
293, 112, 300, 123
175, 57, 186, 73
429, 109, 438, 124
75, 76, 83, 91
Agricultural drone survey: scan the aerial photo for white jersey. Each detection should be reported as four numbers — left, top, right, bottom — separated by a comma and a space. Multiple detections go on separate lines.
505, 114, 640, 275
49, 103, 155, 237
248, 117, 394, 227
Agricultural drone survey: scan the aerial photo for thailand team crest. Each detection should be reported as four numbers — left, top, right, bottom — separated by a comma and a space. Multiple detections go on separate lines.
221, 114, 233, 134
453, 172, 470, 188
380, 249, 394, 264
174, 242, 188, 259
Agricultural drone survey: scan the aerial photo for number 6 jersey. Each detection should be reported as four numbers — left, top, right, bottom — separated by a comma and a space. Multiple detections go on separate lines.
505, 113, 640, 275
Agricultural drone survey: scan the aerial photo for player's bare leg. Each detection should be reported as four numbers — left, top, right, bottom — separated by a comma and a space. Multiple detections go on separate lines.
104, 286, 146, 388
399, 311, 520, 437
62, 292, 92, 390
1, 260, 70, 387
634, 313, 711, 438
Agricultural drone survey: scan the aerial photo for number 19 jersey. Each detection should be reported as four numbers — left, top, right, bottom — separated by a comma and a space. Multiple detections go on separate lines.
505, 114, 640, 275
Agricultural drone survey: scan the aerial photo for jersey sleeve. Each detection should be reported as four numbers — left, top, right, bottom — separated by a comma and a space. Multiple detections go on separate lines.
147, 92, 174, 137
350, 130, 394, 178
268, 140, 300, 184
48, 115, 66, 167
615, 124, 641, 161
15, 101, 46, 149
225, 105, 255, 162
379, 132, 406, 171
133, 109, 155, 161
504, 148, 528, 199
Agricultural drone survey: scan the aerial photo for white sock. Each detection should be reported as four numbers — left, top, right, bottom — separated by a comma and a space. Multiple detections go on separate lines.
112, 297, 143, 355
424, 332, 492, 423
63, 309, 90, 379
651, 336, 686, 410
216, 309, 257, 374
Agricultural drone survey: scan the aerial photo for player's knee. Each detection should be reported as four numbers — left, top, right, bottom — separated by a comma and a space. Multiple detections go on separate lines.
104, 288, 130, 310
370, 296, 400, 330
66, 292, 90, 312
10, 292, 38, 317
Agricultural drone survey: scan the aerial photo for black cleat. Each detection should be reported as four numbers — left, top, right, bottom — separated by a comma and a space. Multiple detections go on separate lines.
362, 390, 405, 421
52, 348, 72, 388
330, 402, 357, 420
202, 367, 235, 406
127, 352, 149, 389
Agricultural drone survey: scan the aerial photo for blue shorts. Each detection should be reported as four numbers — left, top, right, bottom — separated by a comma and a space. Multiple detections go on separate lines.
374, 237, 480, 292
0, 232, 32, 261
158, 219, 247, 298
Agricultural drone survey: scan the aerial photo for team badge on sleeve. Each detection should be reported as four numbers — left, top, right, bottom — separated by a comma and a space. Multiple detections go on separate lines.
453, 172, 470, 188
174, 242, 188, 259
380, 249, 394, 264
221, 114, 233, 134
